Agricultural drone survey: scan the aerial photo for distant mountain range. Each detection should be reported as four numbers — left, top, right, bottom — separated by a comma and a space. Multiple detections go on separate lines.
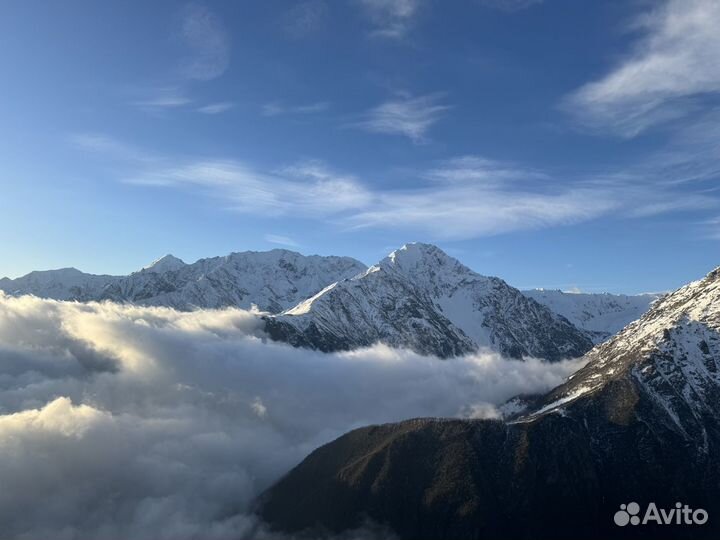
259, 265, 720, 539
523, 288, 664, 343
0, 250, 366, 313
1, 244, 659, 359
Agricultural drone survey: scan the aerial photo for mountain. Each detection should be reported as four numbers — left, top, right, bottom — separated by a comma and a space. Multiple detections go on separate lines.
265, 243, 594, 360
258, 266, 720, 539
141, 254, 187, 273
0, 268, 120, 301
523, 289, 664, 343
99, 250, 367, 312
0, 250, 367, 313
526, 265, 720, 423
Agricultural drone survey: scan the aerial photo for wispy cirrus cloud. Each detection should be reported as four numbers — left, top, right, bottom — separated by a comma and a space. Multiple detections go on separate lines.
282, 0, 328, 38
69, 133, 158, 164
124, 159, 373, 217
131, 88, 192, 111
352, 92, 452, 142
179, 4, 230, 81
424, 155, 550, 186
704, 216, 720, 240
358, 0, 421, 39
264, 234, 301, 247
348, 185, 617, 239
261, 101, 330, 117
127, 5, 231, 114
196, 101, 235, 114
76, 135, 719, 241
477, 0, 543, 11
565, 0, 720, 137
347, 160, 717, 238
638, 107, 720, 186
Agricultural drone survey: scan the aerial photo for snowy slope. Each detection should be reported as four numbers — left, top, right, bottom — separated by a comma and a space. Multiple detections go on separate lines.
142, 254, 187, 273
99, 249, 367, 312
525, 265, 720, 426
0, 268, 120, 301
523, 289, 663, 343
266, 243, 593, 360
0, 250, 367, 313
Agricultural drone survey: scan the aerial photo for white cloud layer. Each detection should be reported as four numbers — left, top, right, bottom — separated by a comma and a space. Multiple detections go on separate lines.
566, 0, 720, 136
0, 293, 584, 539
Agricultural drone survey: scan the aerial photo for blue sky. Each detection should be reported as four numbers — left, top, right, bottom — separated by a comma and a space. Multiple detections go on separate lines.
1, 0, 719, 293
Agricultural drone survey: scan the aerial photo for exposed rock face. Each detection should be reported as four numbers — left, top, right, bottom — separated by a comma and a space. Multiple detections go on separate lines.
266, 243, 593, 360
258, 266, 720, 539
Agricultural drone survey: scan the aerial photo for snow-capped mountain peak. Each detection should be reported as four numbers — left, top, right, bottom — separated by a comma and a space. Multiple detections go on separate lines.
0, 249, 367, 313
266, 244, 593, 360
1, 243, 669, 362
384, 242, 455, 268
379, 243, 470, 278
141, 254, 186, 273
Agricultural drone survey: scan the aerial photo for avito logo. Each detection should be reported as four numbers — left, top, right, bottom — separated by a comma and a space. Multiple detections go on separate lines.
614, 502, 708, 526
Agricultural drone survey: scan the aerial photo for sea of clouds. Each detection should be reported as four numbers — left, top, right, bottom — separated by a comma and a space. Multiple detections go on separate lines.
0, 292, 586, 539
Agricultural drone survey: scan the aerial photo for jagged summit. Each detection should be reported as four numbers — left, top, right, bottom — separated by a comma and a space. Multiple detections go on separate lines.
104, 249, 367, 312
141, 254, 186, 273
376, 243, 475, 284
381, 242, 457, 268
266, 243, 593, 360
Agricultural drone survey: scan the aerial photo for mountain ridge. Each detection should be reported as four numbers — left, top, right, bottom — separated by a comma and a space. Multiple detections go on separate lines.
0, 249, 367, 313
1, 244, 662, 359
258, 264, 720, 539
265, 243, 594, 360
